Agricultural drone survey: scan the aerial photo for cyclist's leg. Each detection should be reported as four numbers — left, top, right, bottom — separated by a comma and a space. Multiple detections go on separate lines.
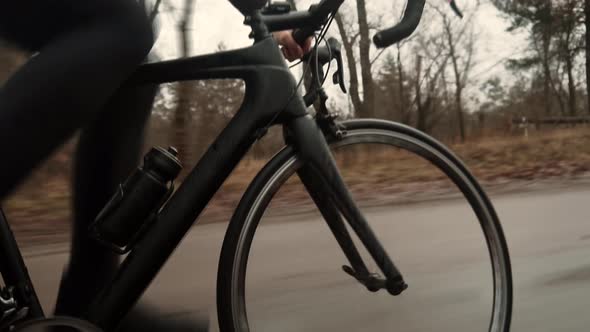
62, 86, 210, 330
0, 0, 154, 200
54, 82, 157, 316
0, 2, 208, 329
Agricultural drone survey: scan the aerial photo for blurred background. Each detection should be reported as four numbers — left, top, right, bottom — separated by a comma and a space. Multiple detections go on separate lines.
2, 0, 590, 331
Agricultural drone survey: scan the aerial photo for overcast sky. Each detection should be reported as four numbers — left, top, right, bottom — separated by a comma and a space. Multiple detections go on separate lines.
151, 0, 527, 109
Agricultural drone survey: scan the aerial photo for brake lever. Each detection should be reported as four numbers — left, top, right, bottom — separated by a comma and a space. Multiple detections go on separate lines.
333, 63, 346, 93
326, 38, 347, 94
449, 0, 463, 18
301, 37, 347, 94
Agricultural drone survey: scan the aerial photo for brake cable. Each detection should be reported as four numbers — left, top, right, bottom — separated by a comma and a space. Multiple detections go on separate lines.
250, 7, 339, 137
320, 33, 333, 87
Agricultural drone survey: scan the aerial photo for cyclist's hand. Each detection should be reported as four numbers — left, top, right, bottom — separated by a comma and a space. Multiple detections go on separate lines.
273, 30, 313, 62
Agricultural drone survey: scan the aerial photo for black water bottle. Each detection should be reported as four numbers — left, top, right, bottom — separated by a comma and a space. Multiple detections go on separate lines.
90, 146, 182, 252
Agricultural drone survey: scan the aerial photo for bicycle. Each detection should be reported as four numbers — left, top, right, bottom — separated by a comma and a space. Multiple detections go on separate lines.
0, 0, 512, 330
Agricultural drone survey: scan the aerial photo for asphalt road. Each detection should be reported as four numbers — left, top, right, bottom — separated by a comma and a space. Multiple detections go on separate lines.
21, 186, 590, 331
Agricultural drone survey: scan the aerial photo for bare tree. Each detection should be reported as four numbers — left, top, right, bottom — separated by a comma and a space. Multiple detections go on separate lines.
171, 0, 196, 164
414, 55, 426, 131
335, 0, 375, 119
355, 0, 375, 118
500, 0, 585, 116
436, 5, 476, 142
554, 0, 584, 116
409, 27, 451, 135
530, 29, 566, 116
395, 44, 410, 124
335, 13, 363, 117
538, 0, 555, 117
586, 0, 590, 113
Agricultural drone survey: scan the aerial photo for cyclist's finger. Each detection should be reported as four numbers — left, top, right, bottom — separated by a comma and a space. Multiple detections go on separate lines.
302, 37, 313, 54
281, 47, 294, 61
286, 46, 302, 62
290, 45, 304, 60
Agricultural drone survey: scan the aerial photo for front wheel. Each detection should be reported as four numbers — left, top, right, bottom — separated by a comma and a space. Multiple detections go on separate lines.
217, 119, 512, 332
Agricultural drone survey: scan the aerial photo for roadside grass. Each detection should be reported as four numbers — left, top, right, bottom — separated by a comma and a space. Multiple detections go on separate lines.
4, 127, 590, 246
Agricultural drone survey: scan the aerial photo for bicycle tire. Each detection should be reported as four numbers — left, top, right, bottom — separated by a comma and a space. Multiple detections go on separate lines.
216, 118, 512, 332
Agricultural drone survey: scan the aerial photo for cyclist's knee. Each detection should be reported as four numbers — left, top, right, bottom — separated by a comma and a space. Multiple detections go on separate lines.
128, 7, 155, 61
107, 1, 155, 65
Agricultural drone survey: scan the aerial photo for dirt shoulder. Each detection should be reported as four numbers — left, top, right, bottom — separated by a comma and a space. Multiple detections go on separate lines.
4, 128, 590, 249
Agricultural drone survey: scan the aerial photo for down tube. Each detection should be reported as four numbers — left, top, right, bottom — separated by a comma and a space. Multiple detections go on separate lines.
86, 88, 307, 331
86, 109, 261, 329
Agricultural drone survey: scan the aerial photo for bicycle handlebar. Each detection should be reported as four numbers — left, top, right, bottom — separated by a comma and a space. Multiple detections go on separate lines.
373, 0, 426, 48
293, 25, 319, 45
275, 0, 426, 49
261, 0, 343, 32
260, 0, 464, 49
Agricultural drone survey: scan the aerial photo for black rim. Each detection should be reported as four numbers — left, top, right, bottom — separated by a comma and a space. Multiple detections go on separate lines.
217, 120, 512, 332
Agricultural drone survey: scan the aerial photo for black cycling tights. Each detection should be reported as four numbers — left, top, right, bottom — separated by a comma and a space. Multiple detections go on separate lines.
0, 0, 156, 316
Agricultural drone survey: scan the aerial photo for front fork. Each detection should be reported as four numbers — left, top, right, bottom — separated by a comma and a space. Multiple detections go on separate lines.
284, 114, 407, 296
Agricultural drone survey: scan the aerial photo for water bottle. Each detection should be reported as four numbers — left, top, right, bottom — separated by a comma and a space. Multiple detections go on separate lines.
90, 146, 182, 253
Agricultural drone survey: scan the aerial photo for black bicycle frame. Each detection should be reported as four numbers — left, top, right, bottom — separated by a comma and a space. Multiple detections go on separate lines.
85, 28, 313, 330
0, 11, 406, 332
0, 209, 44, 320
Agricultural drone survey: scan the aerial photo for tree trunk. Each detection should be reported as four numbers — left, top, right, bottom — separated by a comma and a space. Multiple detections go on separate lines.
478, 111, 485, 136
414, 55, 427, 132
541, 27, 553, 116
586, 0, 590, 113
335, 14, 363, 116
454, 86, 466, 141
356, 0, 375, 118
566, 53, 577, 116
172, 0, 195, 166
396, 46, 410, 124
445, 18, 466, 142
552, 63, 568, 115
